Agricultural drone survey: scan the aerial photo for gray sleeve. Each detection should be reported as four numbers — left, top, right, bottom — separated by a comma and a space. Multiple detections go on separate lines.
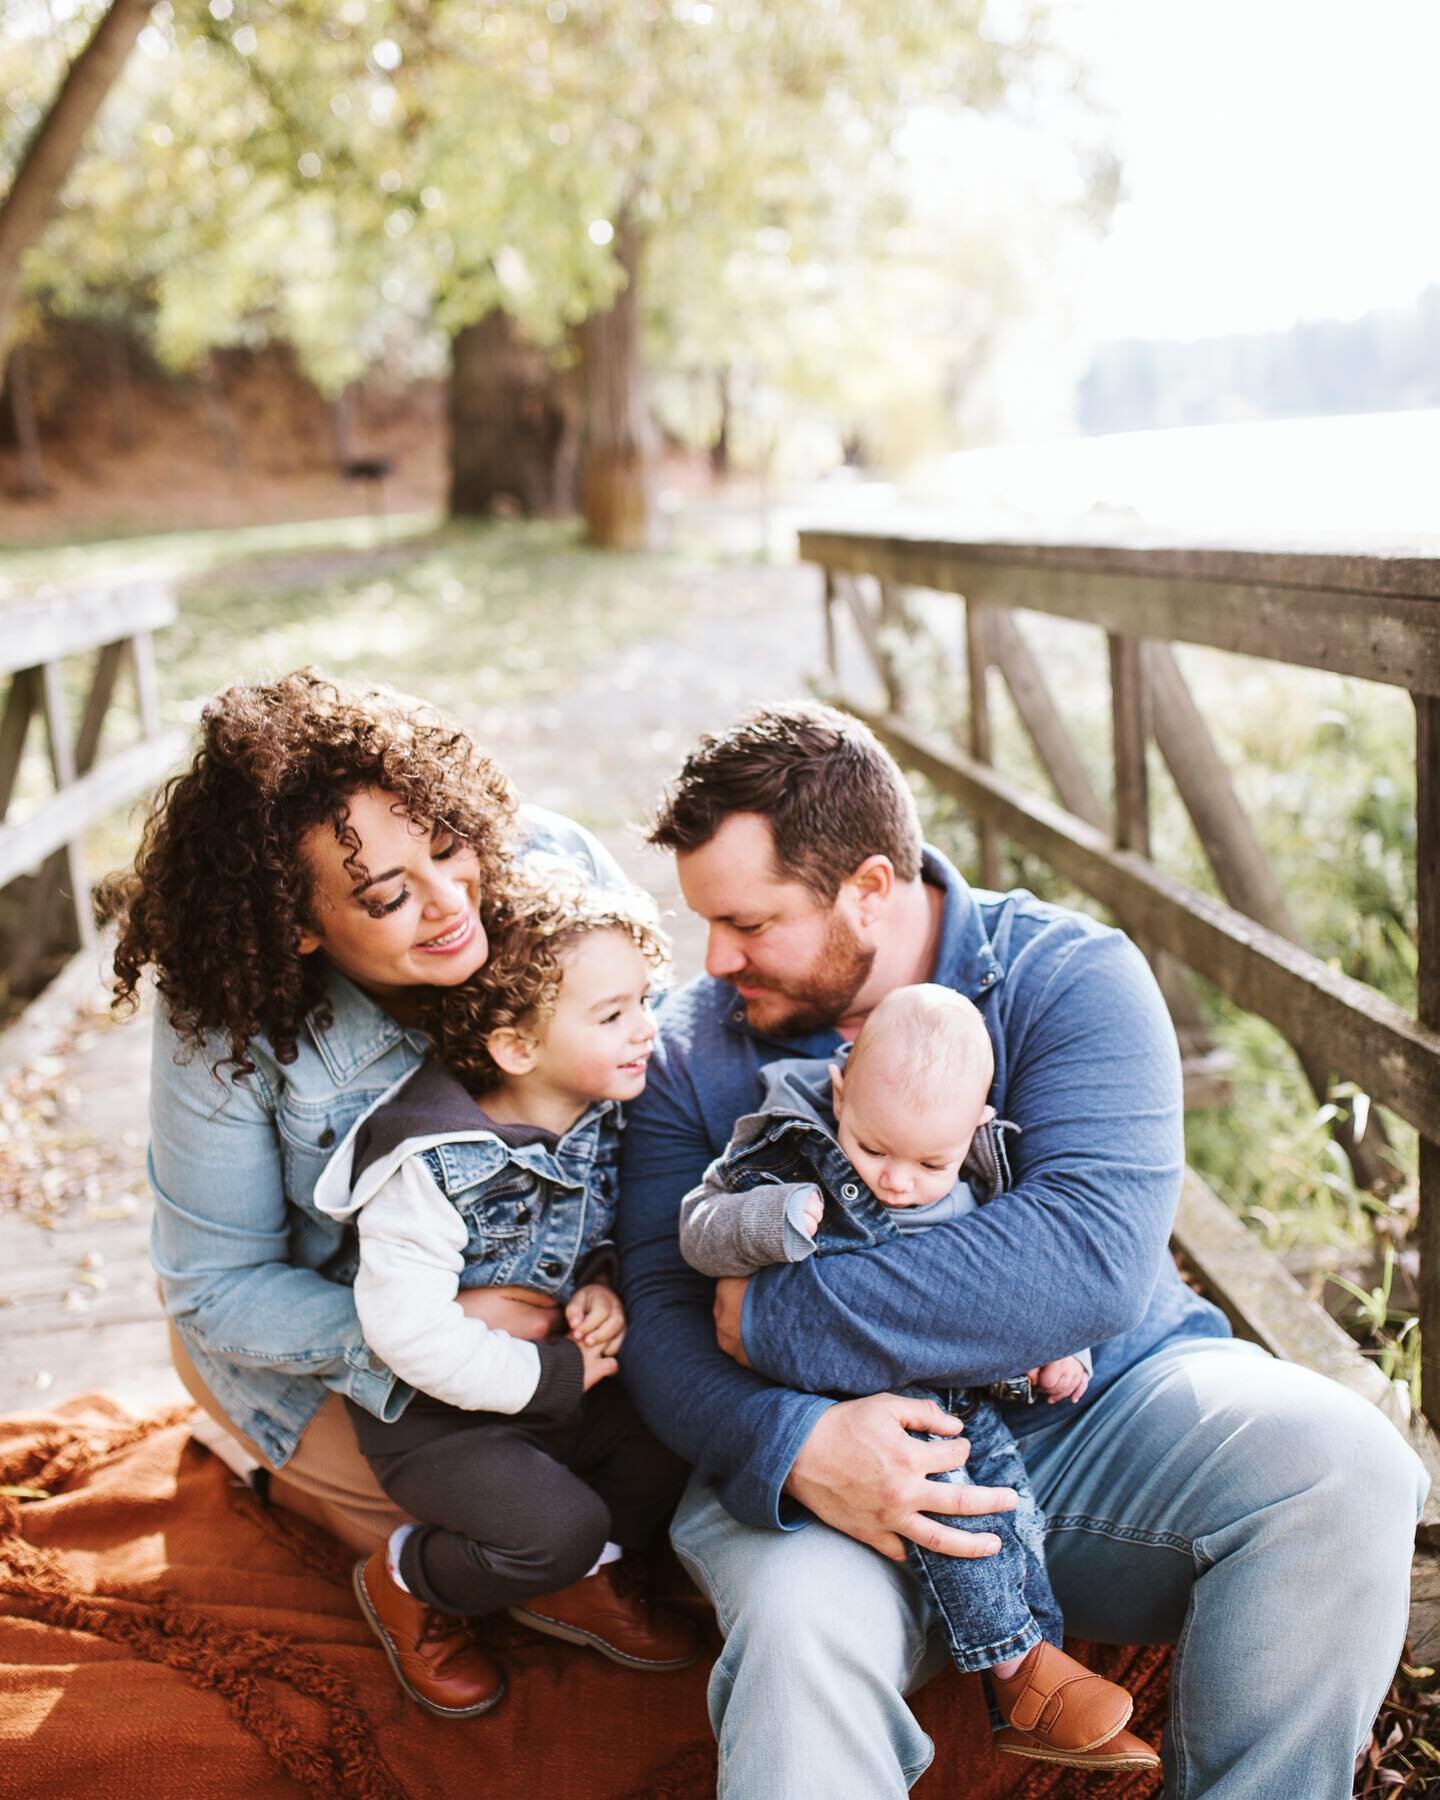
1076, 1346, 1093, 1376
678, 1163, 822, 1277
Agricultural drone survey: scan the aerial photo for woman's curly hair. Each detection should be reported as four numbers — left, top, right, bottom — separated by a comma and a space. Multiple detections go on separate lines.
100, 668, 519, 1075
423, 873, 670, 1096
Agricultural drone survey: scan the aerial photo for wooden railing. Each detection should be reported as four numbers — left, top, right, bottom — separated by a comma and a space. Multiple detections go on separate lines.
799, 526, 1440, 1524
0, 579, 185, 995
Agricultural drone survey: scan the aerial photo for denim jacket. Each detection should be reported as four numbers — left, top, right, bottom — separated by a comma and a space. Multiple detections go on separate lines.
316, 1057, 620, 1300
147, 806, 624, 1468
685, 1053, 1016, 1264
310, 1057, 620, 1416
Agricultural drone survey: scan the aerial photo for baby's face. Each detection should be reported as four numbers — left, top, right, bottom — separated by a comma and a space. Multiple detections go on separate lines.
833, 1069, 992, 1209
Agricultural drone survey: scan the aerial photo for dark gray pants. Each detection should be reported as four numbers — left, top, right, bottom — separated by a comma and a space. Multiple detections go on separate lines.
346, 1381, 688, 1616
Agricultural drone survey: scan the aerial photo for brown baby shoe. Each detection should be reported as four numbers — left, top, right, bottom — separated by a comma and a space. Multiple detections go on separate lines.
991, 1641, 1161, 1771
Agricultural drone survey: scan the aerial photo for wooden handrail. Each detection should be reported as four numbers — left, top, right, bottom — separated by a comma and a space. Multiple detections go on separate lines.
801, 524, 1440, 1460
800, 529, 1440, 692
0, 578, 180, 994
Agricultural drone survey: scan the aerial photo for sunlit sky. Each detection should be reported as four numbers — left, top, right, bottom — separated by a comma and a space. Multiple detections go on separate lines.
1059, 0, 1440, 343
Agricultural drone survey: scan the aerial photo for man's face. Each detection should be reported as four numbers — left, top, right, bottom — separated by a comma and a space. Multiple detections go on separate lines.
675, 813, 874, 1036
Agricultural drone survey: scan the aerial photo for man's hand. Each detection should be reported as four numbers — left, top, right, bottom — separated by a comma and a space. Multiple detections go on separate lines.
1034, 1355, 1090, 1405
785, 1394, 1018, 1563
714, 1276, 751, 1366
567, 1283, 626, 1356
458, 1285, 562, 1342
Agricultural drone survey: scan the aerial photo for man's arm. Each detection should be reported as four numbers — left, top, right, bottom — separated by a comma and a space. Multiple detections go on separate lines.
739, 923, 1185, 1396
618, 1031, 833, 1529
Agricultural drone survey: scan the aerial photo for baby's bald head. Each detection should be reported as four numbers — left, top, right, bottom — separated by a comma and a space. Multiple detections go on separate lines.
829, 985, 995, 1209
844, 983, 993, 1110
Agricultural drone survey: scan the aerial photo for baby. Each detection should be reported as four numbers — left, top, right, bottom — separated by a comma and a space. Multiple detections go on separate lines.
679, 983, 1159, 1773
315, 882, 699, 1718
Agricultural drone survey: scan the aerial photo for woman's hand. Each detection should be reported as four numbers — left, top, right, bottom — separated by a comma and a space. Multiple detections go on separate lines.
566, 1282, 627, 1356
458, 1285, 563, 1342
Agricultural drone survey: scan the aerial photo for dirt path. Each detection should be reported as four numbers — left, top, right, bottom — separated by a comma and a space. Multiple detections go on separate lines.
0, 558, 827, 1414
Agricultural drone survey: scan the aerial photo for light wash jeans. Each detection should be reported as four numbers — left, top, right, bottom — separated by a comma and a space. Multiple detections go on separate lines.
671, 1338, 1429, 1800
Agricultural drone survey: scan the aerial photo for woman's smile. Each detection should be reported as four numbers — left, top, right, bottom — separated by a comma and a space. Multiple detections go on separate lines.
418, 914, 477, 954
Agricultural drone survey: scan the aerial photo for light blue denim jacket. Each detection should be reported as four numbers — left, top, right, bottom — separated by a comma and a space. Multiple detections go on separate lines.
312, 1054, 622, 1300
147, 806, 624, 1467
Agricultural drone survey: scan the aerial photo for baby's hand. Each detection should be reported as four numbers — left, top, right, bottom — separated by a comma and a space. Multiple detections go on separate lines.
566, 1282, 627, 1357
799, 1186, 825, 1240
1035, 1356, 1090, 1405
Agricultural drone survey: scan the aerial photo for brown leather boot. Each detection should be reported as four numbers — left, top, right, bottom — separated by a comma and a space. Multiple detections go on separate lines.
353, 1551, 506, 1719
991, 1641, 1160, 1771
508, 1554, 702, 1670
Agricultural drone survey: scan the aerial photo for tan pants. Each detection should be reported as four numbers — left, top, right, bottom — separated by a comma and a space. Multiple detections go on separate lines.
168, 1324, 408, 1552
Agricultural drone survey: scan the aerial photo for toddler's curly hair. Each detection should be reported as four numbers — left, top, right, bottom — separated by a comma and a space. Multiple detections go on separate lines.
101, 668, 519, 1076
423, 873, 670, 1096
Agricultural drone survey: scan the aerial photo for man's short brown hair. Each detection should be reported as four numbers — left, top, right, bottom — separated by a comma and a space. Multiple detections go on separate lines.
647, 701, 922, 901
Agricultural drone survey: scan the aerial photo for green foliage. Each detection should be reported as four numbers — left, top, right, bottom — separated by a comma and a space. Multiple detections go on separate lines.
4, 0, 1109, 452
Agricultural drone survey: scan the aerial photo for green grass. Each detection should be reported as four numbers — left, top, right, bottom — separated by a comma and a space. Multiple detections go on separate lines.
0, 511, 439, 600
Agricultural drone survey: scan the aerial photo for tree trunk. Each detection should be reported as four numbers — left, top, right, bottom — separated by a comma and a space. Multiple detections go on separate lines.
8, 343, 50, 496
578, 216, 658, 551
709, 365, 731, 477
448, 310, 577, 518
201, 356, 243, 469
107, 331, 136, 452
0, 0, 154, 361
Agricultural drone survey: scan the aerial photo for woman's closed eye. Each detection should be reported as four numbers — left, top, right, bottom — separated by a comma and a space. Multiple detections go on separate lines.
367, 888, 409, 918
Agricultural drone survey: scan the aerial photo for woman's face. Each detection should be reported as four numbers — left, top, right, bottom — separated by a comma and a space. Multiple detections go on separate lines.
296, 787, 489, 999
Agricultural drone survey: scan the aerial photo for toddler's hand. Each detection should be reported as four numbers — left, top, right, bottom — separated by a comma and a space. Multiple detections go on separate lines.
567, 1282, 627, 1356
799, 1186, 825, 1240
1035, 1356, 1090, 1405
577, 1335, 619, 1391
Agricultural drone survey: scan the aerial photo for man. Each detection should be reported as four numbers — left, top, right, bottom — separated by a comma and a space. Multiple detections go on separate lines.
617, 701, 1426, 1799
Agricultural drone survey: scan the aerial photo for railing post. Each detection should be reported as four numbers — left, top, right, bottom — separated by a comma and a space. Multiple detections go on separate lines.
1109, 632, 1151, 855
1417, 693, 1440, 1427
964, 602, 1001, 888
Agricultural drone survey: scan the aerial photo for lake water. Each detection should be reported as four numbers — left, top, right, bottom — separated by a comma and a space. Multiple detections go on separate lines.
784, 409, 1440, 549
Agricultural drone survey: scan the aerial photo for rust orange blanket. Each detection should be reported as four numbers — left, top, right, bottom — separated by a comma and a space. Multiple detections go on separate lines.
0, 1396, 1167, 1797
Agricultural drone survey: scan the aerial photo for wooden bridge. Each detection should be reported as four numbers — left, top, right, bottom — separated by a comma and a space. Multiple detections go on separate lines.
3, 532, 1439, 1654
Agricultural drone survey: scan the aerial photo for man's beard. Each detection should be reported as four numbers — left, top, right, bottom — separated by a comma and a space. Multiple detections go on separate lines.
740, 911, 875, 1037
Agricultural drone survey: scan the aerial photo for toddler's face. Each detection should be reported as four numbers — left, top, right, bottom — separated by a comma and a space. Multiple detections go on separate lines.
525, 928, 657, 1110
832, 1067, 993, 1209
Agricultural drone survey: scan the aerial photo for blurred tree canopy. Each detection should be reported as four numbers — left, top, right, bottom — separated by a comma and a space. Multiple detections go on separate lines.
3, 0, 1111, 542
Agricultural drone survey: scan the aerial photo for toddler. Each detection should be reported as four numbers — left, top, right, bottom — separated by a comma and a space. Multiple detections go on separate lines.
679, 982, 1159, 1773
316, 882, 699, 1718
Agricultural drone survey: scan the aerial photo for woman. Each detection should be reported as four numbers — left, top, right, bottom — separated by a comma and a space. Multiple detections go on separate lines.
105, 668, 625, 1560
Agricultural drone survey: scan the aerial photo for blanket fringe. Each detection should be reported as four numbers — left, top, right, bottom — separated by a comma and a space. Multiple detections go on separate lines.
0, 1479, 408, 1798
